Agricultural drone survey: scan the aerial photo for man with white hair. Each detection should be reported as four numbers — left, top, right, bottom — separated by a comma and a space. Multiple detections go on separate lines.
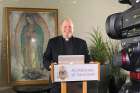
43, 18, 90, 93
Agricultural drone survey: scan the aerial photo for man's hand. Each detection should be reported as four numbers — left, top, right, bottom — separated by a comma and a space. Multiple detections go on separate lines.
89, 61, 96, 64
49, 62, 57, 69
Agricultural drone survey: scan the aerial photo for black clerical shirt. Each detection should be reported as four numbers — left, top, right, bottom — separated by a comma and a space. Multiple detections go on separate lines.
43, 36, 90, 70
62, 37, 74, 55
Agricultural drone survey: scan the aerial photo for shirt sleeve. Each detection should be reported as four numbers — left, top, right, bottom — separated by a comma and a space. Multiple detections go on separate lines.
82, 40, 91, 63
43, 39, 53, 70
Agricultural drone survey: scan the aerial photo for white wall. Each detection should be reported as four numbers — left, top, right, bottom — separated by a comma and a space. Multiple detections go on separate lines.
0, 0, 129, 42
56, 0, 129, 44
0, 0, 129, 84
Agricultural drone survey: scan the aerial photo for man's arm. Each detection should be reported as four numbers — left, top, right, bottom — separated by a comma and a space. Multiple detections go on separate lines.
43, 40, 53, 70
82, 40, 91, 63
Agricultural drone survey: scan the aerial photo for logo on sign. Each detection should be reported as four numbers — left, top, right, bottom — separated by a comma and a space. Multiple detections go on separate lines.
58, 65, 68, 80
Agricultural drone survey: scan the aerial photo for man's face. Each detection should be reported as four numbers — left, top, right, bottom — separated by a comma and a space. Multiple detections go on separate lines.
61, 19, 73, 39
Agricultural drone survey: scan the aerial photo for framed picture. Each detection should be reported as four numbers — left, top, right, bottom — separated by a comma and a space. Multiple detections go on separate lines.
2, 7, 58, 85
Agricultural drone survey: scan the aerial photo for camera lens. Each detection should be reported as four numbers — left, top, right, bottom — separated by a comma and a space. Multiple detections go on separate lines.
106, 13, 123, 39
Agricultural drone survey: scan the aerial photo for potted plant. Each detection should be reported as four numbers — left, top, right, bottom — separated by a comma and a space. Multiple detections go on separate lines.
106, 41, 127, 93
88, 27, 109, 93
89, 28, 108, 64
88, 27, 127, 93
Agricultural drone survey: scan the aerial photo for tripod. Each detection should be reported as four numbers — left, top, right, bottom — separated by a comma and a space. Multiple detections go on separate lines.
119, 72, 140, 93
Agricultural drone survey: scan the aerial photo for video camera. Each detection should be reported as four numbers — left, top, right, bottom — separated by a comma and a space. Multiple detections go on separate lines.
106, 0, 140, 92
106, 0, 140, 72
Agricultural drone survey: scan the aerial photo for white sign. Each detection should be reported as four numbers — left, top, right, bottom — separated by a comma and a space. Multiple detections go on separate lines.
54, 64, 100, 82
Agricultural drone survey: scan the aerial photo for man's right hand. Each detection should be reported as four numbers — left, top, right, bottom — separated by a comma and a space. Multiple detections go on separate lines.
49, 62, 57, 69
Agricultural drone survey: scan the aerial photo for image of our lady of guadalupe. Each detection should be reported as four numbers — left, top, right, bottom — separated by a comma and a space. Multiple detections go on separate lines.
20, 14, 45, 79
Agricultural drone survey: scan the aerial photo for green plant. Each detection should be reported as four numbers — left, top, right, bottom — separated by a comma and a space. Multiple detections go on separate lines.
105, 40, 126, 75
89, 27, 127, 93
105, 35, 127, 93
89, 27, 108, 64
106, 40, 121, 74
89, 27, 126, 74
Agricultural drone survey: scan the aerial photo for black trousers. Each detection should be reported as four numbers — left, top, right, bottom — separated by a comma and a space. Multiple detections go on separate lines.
50, 82, 82, 93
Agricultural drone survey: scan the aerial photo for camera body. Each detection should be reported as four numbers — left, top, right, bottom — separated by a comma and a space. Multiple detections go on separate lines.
106, 0, 140, 93
106, 1, 140, 92
106, 0, 140, 39
106, 0, 140, 72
